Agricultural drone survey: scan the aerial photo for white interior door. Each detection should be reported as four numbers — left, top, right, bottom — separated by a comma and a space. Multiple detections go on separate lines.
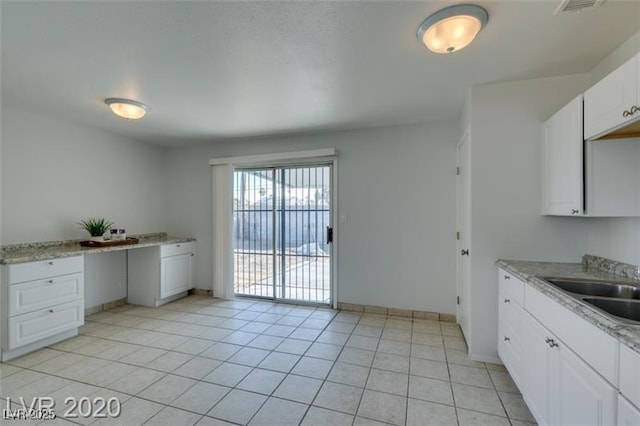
457, 131, 471, 344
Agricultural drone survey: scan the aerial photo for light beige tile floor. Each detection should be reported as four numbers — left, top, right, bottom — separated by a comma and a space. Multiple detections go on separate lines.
0, 295, 536, 425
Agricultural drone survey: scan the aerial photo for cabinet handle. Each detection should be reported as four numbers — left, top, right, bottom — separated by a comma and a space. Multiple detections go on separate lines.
503, 298, 510, 303
623, 106, 639, 117
48, 261, 54, 265
177, 244, 181, 248
503, 336, 510, 342
504, 275, 510, 280
191, 253, 195, 257
546, 338, 559, 348
47, 280, 54, 284
571, 209, 579, 215
49, 309, 54, 313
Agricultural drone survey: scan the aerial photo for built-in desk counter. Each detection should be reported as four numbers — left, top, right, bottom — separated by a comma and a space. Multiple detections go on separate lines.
0, 232, 195, 264
0, 233, 196, 361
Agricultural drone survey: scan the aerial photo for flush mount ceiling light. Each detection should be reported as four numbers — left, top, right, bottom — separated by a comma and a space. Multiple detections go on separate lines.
417, 4, 488, 54
104, 98, 149, 120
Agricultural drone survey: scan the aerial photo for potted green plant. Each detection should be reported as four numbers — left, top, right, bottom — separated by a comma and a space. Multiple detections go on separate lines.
78, 217, 114, 242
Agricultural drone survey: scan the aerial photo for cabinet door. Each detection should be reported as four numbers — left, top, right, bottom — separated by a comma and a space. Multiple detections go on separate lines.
520, 312, 551, 425
584, 53, 638, 140
161, 253, 193, 298
618, 396, 640, 426
554, 340, 617, 426
542, 95, 583, 216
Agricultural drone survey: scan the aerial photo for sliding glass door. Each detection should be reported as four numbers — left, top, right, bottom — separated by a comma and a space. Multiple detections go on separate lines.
233, 165, 332, 305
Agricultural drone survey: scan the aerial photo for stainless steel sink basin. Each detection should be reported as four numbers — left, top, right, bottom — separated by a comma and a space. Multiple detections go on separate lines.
542, 277, 640, 300
583, 298, 640, 322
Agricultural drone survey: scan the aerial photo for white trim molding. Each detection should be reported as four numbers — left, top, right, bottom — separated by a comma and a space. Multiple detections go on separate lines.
209, 148, 336, 167
210, 148, 338, 307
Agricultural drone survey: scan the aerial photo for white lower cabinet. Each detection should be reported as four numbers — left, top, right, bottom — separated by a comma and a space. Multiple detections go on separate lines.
1, 255, 84, 361
499, 269, 619, 426
128, 242, 195, 306
160, 252, 193, 298
521, 310, 616, 426
497, 269, 525, 388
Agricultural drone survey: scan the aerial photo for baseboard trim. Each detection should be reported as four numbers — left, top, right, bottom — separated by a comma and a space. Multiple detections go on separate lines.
190, 288, 213, 297
85, 298, 126, 316
337, 302, 456, 322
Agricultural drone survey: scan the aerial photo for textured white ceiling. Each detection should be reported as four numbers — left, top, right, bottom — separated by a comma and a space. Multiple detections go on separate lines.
2, 1, 639, 145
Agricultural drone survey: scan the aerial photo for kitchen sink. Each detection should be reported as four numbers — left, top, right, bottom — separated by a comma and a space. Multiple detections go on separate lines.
537, 276, 640, 324
542, 277, 640, 300
583, 298, 640, 322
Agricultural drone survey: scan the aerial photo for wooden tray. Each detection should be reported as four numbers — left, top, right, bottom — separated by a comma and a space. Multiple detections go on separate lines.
80, 237, 139, 248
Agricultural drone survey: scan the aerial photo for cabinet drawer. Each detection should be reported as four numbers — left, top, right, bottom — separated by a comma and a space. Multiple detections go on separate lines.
620, 345, 640, 409
499, 268, 524, 306
8, 299, 84, 350
160, 242, 193, 258
525, 285, 619, 385
6, 256, 84, 284
8, 273, 83, 317
498, 319, 522, 387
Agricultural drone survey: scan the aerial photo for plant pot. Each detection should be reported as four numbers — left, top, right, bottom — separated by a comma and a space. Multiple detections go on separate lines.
89, 236, 105, 242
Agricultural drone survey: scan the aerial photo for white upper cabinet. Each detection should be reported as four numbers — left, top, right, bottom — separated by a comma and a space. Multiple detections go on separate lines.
542, 95, 583, 216
584, 53, 639, 140
543, 96, 640, 217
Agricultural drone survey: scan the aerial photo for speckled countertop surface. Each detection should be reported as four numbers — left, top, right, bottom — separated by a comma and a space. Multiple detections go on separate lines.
0, 233, 196, 264
497, 258, 640, 354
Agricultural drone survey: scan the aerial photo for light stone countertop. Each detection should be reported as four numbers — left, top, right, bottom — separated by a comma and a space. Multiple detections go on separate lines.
496, 258, 640, 355
0, 233, 196, 264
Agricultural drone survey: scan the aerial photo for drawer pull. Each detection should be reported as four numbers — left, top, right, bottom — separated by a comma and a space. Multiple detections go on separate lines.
48, 309, 54, 313
503, 336, 510, 342
48, 261, 54, 266
504, 275, 510, 280
47, 280, 54, 284
191, 253, 195, 257
504, 298, 510, 303
177, 244, 181, 248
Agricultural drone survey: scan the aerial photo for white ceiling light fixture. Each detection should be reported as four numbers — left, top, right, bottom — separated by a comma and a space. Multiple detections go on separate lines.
417, 4, 488, 54
104, 98, 149, 120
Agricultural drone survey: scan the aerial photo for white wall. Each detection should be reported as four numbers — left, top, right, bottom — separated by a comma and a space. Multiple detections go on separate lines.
1, 106, 168, 243
84, 251, 127, 308
2, 106, 168, 308
166, 122, 459, 313
466, 73, 592, 361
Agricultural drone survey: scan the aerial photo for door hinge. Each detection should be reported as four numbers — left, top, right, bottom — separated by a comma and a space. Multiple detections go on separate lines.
326, 226, 333, 244
456, 167, 460, 176
457, 296, 460, 305
456, 231, 460, 240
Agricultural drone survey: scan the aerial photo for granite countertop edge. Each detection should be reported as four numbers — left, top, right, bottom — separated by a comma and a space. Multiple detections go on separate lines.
496, 258, 640, 355
0, 234, 196, 264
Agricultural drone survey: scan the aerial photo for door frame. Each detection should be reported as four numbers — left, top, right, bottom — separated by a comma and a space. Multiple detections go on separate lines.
210, 149, 338, 309
456, 130, 471, 344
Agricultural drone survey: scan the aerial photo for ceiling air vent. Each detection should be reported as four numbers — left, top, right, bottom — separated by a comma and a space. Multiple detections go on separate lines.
555, 0, 604, 14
